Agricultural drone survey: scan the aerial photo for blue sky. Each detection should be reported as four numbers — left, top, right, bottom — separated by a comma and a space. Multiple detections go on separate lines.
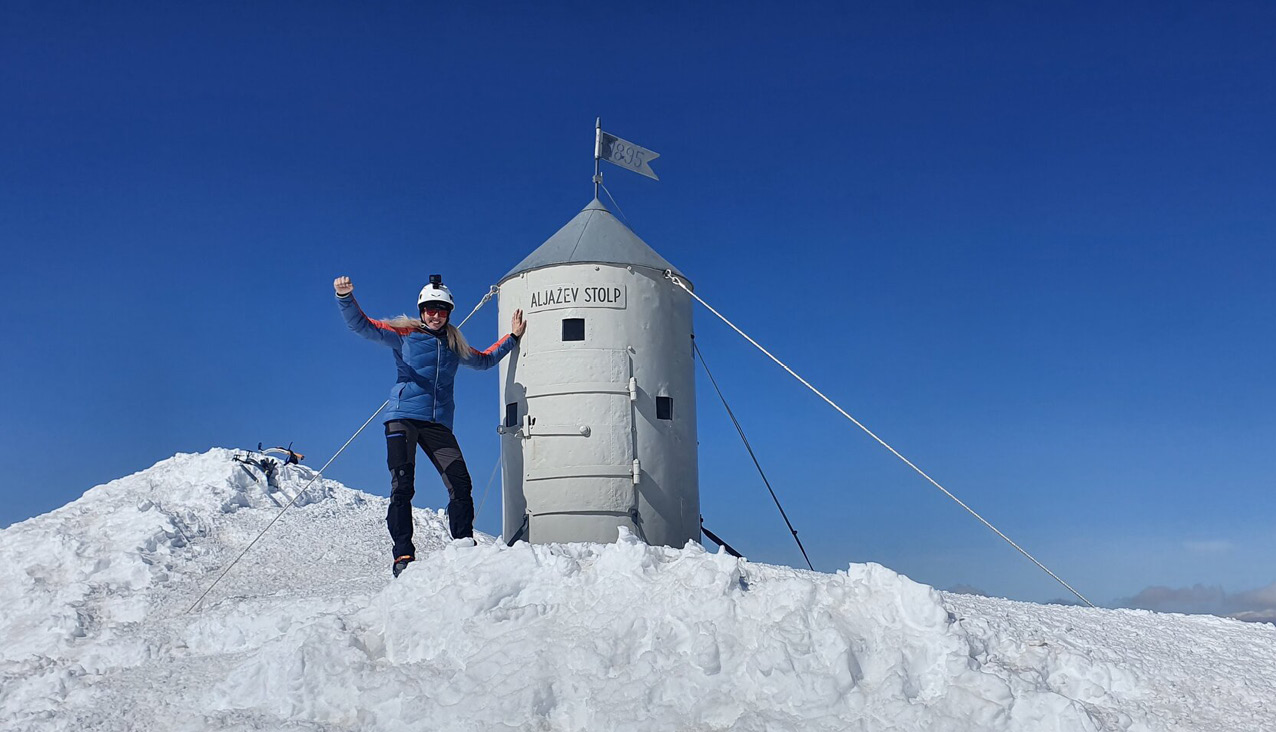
3, 2, 1273, 608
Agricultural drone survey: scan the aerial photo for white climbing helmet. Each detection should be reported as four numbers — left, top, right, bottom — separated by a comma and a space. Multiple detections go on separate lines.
417, 274, 455, 312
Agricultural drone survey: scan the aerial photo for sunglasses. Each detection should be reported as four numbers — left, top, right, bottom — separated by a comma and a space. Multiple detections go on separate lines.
421, 306, 451, 317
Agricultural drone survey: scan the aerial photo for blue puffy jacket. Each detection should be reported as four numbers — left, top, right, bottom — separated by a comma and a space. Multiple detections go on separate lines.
337, 293, 517, 428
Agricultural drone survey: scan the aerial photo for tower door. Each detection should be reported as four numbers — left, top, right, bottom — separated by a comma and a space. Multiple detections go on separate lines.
518, 348, 637, 542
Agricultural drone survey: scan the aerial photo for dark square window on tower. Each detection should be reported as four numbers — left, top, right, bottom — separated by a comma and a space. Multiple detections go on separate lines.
505, 402, 519, 429
656, 396, 674, 420
562, 317, 585, 341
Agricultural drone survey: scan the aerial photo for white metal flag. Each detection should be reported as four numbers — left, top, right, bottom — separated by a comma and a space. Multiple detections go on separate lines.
597, 130, 660, 181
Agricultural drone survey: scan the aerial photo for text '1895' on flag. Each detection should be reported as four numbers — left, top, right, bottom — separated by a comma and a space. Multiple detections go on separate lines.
597, 131, 660, 181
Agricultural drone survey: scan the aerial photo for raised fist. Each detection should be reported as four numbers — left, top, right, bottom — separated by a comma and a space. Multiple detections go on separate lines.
333, 276, 353, 296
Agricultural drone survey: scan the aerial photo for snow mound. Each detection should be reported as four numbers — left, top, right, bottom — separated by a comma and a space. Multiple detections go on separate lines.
2, 449, 1275, 731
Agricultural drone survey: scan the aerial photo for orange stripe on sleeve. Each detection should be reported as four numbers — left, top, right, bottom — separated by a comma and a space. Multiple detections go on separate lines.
474, 334, 511, 356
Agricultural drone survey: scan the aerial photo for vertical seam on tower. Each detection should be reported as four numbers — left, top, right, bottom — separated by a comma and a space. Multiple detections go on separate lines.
565, 211, 595, 262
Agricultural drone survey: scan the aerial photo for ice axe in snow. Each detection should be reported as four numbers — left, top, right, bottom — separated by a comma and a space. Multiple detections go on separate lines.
258, 442, 303, 465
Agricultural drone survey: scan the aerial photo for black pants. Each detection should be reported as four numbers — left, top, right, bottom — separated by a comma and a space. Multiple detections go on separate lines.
385, 419, 474, 559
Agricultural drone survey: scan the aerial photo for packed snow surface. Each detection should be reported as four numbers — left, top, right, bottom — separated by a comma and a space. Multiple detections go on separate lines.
2, 450, 1274, 731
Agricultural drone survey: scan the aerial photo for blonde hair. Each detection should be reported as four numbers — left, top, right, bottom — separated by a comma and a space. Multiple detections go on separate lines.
384, 315, 472, 358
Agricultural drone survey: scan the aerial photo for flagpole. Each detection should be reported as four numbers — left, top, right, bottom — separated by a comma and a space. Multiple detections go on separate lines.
593, 117, 602, 199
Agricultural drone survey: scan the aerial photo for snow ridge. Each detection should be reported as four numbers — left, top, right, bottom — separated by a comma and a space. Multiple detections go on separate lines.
1, 449, 1274, 731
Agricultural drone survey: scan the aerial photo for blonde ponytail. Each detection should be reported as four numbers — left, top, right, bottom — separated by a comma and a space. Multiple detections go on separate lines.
445, 323, 472, 359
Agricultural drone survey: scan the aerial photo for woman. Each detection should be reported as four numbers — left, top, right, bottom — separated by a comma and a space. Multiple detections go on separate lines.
334, 274, 525, 577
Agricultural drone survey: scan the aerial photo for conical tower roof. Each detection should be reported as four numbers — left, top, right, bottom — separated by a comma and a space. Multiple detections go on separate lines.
500, 198, 689, 285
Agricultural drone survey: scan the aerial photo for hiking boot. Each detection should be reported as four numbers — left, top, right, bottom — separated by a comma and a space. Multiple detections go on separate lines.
450, 537, 477, 548
392, 555, 414, 577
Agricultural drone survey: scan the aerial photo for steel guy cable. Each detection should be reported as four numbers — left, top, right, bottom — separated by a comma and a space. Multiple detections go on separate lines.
666, 271, 1094, 607
694, 341, 814, 571
186, 399, 389, 613
187, 287, 500, 613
